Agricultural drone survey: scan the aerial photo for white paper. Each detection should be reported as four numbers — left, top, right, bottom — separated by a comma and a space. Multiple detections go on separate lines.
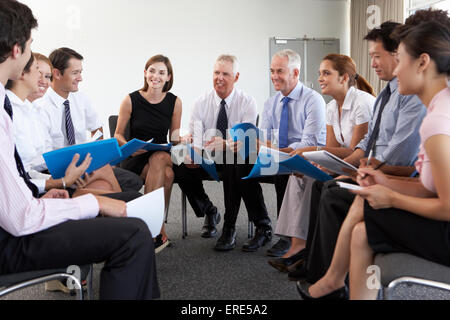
337, 181, 363, 191
303, 150, 357, 176
126, 187, 164, 237
90, 130, 103, 142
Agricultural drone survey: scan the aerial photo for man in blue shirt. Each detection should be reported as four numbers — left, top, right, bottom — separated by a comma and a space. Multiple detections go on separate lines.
289, 22, 427, 285
258, 49, 326, 256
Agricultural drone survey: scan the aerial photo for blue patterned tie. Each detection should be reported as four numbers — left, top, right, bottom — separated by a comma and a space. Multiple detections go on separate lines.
64, 100, 76, 145
3, 95, 39, 197
216, 99, 228, 139
279, 96, 291, 148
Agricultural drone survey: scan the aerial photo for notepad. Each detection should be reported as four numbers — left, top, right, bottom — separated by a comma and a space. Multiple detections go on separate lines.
243, 146, 333, 182
126, 187, 164, 237
43, 138, 122, 179
303, 150, 357, 176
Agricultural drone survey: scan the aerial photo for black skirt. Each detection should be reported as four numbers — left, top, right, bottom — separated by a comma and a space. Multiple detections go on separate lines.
364, 201, 450, 267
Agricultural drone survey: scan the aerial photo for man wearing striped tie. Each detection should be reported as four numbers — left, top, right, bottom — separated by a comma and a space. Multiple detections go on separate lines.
36, 47, 143, 198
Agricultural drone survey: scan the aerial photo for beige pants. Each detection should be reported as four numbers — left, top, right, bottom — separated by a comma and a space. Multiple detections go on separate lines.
275, 175, 315, 240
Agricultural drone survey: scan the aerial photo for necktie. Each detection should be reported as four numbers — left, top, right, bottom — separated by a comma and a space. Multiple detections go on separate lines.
216, 99, 228, 139
364, 84, 392, 157
4, 95, 39, 197
279, 96, 291, 148
64, 100, 76, 145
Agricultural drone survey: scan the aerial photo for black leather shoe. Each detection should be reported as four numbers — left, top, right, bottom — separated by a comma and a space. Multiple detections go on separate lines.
242, 227, 272, 252
268, 249, 306, 273
266, 238, 291, 257
287, 263, 308, 281
201, 208, 221, 238
296, 280, 348, 300
214, 226, 236, 251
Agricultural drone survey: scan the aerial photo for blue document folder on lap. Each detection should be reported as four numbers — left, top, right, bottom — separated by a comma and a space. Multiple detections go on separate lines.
110, 138, 172, 166
229, 122, 260, 160
186, 144, 220, 182
243, 146, 332, 182
43, 138, 122, 179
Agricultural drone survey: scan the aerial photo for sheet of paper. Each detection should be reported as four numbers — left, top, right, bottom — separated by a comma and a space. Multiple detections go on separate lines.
336, 181, 363, 191
126, 187, 164, 237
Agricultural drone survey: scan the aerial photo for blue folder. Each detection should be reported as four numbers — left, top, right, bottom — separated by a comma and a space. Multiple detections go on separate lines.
229, 122, 260, 160
186, 144, 220, 182
43, 138, 122, 179
243, 150, 332, 182
110, 138, 172, 166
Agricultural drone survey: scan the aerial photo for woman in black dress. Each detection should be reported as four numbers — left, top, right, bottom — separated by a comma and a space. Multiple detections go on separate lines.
115, 55, 182, 252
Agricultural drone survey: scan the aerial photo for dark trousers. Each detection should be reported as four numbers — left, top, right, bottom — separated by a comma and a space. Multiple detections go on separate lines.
258, 175, 289, 218
0, 217, 159, 300
173, 162, 271, 229
305, 178, 356, 283
112, 166, 143, 192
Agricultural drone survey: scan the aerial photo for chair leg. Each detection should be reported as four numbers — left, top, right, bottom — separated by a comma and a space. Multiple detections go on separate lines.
248, 220, 254, 239
165, 202, 169, 224
182, 191, 187, 239
86, 264, 94, 300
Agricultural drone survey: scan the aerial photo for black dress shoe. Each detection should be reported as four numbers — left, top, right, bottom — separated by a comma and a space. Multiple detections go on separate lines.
287, 263, 308, 281
268, 249, 306, 273
266, 238, 291, 257
201, 209, 221, 238
296, 280, 348, 300
214, 226, 236, 251
242, 227, 272, 252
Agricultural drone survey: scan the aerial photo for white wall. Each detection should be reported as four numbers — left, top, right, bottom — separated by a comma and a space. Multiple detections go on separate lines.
23, 0, 350, 136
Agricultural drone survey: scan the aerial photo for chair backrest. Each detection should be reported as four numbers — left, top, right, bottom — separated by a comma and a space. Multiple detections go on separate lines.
108, 115, 130, 140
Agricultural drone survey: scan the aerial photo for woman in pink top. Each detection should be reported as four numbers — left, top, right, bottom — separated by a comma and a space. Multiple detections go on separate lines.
297, 9, 450, 300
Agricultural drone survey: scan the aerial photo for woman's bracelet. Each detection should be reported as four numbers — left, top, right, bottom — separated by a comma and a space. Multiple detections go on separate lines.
61, 177, 66, 190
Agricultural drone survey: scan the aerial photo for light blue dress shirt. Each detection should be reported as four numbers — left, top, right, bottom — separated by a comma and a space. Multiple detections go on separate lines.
261, 81, 326, 150
356, 77, 426, 166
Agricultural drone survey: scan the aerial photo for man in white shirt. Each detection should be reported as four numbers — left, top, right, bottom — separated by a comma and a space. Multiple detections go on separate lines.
36, 47, 143, 197
0, 0, 159, 299
173, 55, 272, 252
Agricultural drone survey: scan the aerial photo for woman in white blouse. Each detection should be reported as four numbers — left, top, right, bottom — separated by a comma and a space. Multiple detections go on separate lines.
268, 54, 376, 274
6, 53, 121, 196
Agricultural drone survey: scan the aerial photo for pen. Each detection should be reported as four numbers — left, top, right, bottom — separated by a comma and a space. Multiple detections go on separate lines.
373, 161, 386, 171
367, 149, 373, 167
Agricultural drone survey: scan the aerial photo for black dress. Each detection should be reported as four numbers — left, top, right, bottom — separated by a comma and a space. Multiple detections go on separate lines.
121, 90, 176, 176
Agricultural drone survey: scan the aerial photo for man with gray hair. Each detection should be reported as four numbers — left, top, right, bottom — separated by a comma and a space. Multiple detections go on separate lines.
260, 49, 327, 257
173, 54, 272, 252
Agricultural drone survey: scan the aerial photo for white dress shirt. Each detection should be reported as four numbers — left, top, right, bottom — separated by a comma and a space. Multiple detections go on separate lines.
0, 83, 99, 237
36, 87, 102, 150
189, 88, 258, 149
326, 86, 375, 148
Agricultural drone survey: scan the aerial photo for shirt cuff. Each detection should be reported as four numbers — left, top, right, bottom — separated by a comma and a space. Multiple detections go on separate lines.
72, 194, 100, 220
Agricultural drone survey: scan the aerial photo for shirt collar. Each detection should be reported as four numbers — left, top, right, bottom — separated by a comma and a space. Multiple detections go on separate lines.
279, 81, 303, 104
47, 86, 69, 108
214, 88, 235, 109
342, 86, 356, 111
387, 77, 398, 94
5, 89, 24, 106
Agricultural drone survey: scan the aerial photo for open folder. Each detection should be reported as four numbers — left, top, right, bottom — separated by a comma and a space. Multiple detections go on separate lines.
110, 138, 172, 166
43, 138, 122, 179
126, 187, 164, 237
302, 150, 357, 176
243, 146, 333, 181
229, 122, 260, 160
186, 144, 220, 182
